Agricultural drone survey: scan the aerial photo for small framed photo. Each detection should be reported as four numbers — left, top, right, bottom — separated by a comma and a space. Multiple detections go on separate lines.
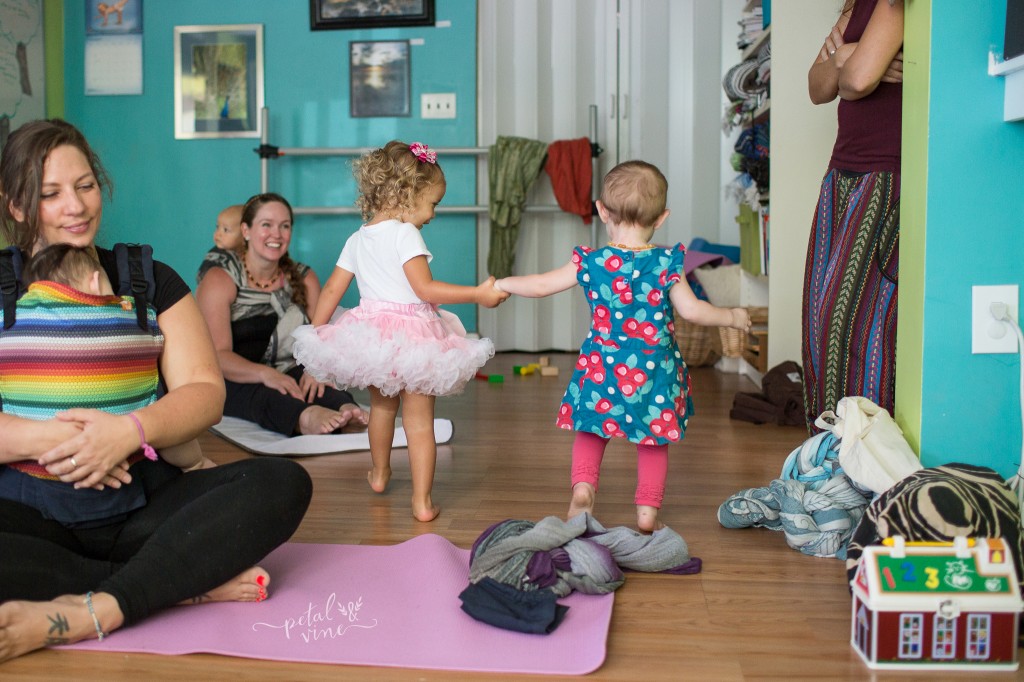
173, 24, 264, 139
350, 40, 411, 118
310, 0, 434, 31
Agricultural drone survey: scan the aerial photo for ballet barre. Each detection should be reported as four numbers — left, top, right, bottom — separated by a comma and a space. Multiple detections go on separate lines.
254, 106, 603, 239
291, 205, 568, 216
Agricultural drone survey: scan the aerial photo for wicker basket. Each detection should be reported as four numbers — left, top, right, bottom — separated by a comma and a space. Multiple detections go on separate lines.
712, 306, 769, 359
715, 327, 747, 358
674, 314, 720, 367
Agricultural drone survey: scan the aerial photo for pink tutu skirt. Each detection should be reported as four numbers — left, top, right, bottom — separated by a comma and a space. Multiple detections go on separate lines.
291, 299, 494, 397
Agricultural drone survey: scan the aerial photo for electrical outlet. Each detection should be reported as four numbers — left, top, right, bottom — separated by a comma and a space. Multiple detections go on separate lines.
421, 93, 456, 119
972, 284, 1019, 354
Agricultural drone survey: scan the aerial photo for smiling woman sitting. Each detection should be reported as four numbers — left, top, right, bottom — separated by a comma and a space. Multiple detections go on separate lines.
195, 192, 368, 435
0, 119, 313, 661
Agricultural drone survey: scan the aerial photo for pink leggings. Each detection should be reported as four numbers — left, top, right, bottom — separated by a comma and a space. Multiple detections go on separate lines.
570, 431, 667, 507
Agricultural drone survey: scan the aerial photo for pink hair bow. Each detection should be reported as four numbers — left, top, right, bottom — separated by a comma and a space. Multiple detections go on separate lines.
409, 142, 437, 164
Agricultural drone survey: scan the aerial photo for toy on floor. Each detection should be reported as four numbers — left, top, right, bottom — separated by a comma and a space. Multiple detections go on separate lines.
475, 372, 504, 383
850, 536, 1022, 671
510, 357, 560, 377
536, 355, 560, 376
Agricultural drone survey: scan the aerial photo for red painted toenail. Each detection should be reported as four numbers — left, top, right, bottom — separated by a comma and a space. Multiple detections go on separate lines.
257, 575, 265, 586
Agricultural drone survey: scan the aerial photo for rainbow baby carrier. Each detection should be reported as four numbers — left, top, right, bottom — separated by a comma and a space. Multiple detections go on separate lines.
0, 242, 156, 331
0, 243, 161, 526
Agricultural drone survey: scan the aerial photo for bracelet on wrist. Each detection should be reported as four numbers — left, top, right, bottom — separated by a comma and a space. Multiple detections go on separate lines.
85, 591, 106, 641
127, 413, 159, 461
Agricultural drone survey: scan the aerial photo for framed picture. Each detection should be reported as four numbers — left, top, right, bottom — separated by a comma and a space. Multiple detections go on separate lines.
86, 0, 142, 35
350, 40, 411, 118
311, 0, 434, 31
173, 24, 264, 139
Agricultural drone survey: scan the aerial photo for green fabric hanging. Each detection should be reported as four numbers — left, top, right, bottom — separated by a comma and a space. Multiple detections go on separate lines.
487, 136, 549, 278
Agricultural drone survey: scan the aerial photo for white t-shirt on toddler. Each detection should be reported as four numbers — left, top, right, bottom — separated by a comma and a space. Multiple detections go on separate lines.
337, 219, 433, 304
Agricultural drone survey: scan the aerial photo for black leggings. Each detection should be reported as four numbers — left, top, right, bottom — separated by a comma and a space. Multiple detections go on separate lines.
223, 366, 357, 435
0, 457, 312, 625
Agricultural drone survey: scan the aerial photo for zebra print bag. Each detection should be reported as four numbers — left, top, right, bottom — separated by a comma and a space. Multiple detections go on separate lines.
845, 463, 1024, 597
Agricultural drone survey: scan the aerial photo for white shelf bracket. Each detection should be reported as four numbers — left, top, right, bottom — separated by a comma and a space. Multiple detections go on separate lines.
988, 50, 1024, 122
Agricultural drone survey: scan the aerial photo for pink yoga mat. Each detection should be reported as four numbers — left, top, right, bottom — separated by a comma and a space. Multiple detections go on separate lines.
66, 535, 614, 675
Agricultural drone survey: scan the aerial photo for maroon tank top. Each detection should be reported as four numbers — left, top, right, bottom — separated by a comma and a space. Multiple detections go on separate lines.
830, 0, 902, 173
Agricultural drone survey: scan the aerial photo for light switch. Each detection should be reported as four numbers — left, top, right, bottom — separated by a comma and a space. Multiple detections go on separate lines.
421, 93, 456, 119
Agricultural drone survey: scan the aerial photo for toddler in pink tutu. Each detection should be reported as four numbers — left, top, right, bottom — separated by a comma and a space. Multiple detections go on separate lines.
292, 140, 508, 521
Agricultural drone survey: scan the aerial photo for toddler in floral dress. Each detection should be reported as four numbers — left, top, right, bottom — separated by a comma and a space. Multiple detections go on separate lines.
494, 160, 750, 531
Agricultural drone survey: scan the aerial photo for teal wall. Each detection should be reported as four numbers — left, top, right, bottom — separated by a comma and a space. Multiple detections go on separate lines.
919, 1, 1024, 477
62, 0, 480, 327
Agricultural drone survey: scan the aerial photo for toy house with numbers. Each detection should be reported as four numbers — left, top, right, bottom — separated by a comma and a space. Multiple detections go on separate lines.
850, 536, 1023, 671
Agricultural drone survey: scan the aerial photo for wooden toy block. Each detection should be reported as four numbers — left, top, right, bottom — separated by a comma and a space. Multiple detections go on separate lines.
540, 366, 559, 376
538, 356, 550, 366
488, 374, 504, 383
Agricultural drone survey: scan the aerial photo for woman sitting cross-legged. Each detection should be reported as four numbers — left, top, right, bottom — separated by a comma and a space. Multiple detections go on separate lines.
0, 119, 313, 662
196, 192, 368, 435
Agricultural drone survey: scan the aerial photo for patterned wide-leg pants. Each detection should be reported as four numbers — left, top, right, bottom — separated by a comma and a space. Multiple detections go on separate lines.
802, 169, 899, 432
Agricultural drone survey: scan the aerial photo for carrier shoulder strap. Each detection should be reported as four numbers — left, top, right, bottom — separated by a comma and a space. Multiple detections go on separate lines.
113, 243, 156, 330
0, 246, 26, 330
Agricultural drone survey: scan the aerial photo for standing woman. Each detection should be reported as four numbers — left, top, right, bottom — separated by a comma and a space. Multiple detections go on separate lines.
803, 0, 904, 430
0, 119, 312, 661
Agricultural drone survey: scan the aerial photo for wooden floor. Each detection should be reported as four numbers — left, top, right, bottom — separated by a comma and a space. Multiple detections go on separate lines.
3, 352, 1021, 681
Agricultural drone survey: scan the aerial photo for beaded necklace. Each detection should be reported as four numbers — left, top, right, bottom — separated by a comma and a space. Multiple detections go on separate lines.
242, 254, 281, 290
607, 242, 657, 251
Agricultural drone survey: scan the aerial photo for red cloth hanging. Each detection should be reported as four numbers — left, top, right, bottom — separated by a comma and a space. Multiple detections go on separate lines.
544, 138, 593, 225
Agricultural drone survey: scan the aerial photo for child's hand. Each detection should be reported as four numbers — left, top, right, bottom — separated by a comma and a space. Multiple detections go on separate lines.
477, 276, 510, 308
731, 307, 752, 332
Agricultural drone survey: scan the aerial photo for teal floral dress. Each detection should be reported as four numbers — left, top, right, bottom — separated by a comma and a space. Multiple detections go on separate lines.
557, 243, 694, 445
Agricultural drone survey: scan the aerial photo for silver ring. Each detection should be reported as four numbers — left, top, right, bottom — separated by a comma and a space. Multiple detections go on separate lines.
830, 49, 836, 56
70, 457, 78, 469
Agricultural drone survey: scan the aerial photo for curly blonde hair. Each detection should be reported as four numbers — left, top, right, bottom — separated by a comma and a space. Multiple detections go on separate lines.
352, 140, 445, 220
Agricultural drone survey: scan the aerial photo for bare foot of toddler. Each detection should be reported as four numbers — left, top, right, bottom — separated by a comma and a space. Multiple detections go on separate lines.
636, 505, 665, 533
367, 466, 391, 493
412, 495, 440, 522
297, 405, 346, 435
0, 594, 115, 662
337, 403, 369, 433
567, 482, 596, 519
180, 566, 270, 605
